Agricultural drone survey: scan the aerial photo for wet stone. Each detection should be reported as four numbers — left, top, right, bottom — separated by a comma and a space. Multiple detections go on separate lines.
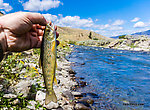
75, 103, 91, 110
61, 90, 75, 101
79, 81, 87, 87
72, 92, 83, 98
68, 68, 76, 75
86, 93, 99, 98
79, 98, 94, 105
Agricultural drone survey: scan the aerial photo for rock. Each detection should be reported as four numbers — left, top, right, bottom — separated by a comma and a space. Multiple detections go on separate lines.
75, 103, 91, 110
14, 80, 31, 97
51, 107, 63, 110
3, 93, 17, 99
72, 92, 83, 98
12, 99, 20, 105
86, 93, 99, 98
108, 39, 121, 48
35, 90, 46, 105
80, 77, 85, 80
68, 68, 76, 75
61, 91, 74, 101
79, 98, 94, 105
81, 63, 85, 65
61, 70, 69, 77
133, 48, 142, 51
57, 66, 63, 71
62, 104, 74, 110
58, 100, 67, 106
0, 84, 3, 91
79, 81, 87, 87
44, 102, 59, 109
27, 100, 37, 109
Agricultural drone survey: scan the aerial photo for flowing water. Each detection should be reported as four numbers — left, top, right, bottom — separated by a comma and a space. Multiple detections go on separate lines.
66, 45, 150, 110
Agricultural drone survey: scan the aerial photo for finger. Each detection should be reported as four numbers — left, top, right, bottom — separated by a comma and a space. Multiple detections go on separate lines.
56, 32, 59, 39
37, 29, 44, 36
26, 12, 47, 26
31, 32, 38, 37
30, 36, 39, 48
30, 24, 37, 32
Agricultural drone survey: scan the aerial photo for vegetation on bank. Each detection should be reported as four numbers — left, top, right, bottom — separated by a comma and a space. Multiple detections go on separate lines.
0, 41, 71, 109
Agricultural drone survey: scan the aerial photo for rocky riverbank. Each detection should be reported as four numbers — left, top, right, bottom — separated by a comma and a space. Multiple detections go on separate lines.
0, 44, 96, 110
106, 35, 150, 51
75, 35, 150, 52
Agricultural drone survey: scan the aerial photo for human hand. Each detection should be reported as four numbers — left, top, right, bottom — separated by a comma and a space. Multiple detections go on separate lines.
0, 12, 58, 52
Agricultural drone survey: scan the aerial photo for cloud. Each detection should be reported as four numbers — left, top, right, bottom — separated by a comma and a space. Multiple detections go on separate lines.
109, 26, 123, 30
0, 0, 12, 12
95, 19, 99, 22
112, 19, 124, 26
43, 14, 94, 28
18, 0, 24, 3
133, 21, 146, 28
43, 14, 58, 23
58, 16, 94, 28
42, 14, 136, 37
131, 17, 140, 22
23, 0, 62, 11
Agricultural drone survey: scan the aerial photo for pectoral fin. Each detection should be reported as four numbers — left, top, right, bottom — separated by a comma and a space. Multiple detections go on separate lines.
54, 76, 57, 85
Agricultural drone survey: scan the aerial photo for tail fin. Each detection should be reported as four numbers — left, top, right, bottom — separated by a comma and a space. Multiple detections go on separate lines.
45, 90, 57, 105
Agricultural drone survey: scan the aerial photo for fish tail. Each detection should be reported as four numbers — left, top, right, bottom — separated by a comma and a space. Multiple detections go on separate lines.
45, 90, 57, 105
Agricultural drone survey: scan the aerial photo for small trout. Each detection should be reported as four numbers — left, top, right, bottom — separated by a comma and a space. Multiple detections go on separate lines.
40, 22, 57, 105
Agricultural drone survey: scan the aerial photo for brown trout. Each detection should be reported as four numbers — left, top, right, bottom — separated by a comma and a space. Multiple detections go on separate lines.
40, 22, 57, 105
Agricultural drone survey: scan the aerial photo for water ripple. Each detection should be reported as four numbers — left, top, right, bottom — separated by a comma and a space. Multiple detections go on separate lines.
67, 46, 150, 110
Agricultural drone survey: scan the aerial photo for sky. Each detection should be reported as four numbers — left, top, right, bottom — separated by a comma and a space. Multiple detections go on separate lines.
1, 0, 150, 37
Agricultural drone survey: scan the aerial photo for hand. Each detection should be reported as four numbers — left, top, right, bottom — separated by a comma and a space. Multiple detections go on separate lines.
0, 12, 58, 52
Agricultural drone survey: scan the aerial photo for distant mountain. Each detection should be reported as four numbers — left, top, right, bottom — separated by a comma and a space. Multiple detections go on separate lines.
111, 30, 150, 39
132, 30, 150, 36
110, 35, 120, 39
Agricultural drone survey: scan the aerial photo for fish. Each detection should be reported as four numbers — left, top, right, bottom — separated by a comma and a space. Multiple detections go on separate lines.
40, 22, 57, 105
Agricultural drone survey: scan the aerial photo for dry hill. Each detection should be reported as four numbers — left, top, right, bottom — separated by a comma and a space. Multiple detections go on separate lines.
57, 26, 112, 42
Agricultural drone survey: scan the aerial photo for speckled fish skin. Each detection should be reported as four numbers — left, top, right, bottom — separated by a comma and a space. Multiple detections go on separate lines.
40, 22, 57, 105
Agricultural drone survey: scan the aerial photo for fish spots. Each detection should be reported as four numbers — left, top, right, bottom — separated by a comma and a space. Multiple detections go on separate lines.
46, 77, 51, 81
41, 23, 57, 103
49, 91, 52, 95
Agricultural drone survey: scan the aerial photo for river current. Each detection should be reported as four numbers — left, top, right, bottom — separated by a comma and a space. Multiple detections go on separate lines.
66, 45, 150, 110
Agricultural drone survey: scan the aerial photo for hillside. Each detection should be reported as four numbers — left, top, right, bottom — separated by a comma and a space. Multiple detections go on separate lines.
57, 26, 112, 42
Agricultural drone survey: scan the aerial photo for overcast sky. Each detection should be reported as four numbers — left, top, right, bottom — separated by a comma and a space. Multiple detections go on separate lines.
1, 0, 150, 37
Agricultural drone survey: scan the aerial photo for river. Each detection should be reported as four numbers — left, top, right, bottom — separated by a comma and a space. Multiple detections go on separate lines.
66, 45, 150, 110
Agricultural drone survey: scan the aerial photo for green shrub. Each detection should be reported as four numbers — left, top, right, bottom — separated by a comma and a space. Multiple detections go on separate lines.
119, 35, 126, 39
